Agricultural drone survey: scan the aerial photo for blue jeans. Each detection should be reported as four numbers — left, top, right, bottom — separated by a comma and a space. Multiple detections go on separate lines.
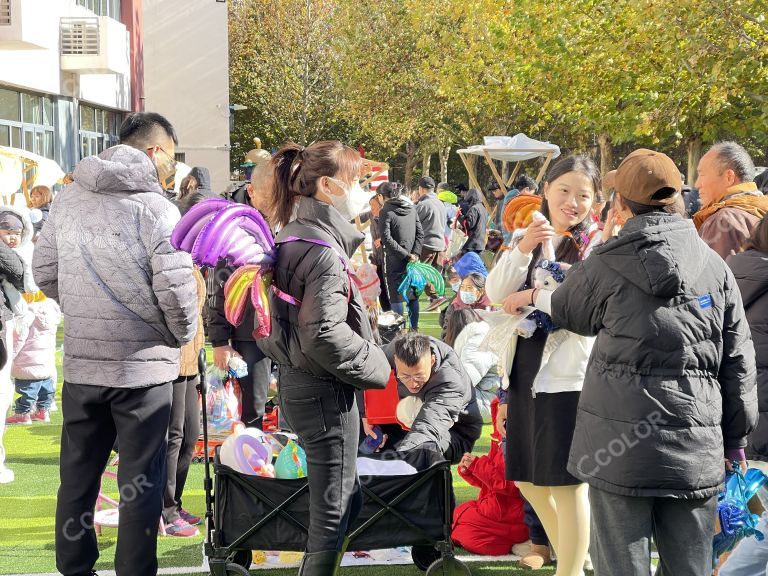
14, 378, 55, 413
391, 299, 419, 330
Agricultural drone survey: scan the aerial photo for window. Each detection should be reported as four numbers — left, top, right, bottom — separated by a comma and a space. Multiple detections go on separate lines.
79, 103, 122, 159
0, 88, 55, 159
76, 0, 121, 21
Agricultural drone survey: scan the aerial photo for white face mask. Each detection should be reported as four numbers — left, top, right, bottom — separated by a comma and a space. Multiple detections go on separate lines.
450, 281, 461, 292
459, 290, 479, 305
328, 178, 368, 221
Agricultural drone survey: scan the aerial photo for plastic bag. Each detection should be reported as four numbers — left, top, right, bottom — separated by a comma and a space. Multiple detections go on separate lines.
205, 366, 243, 437
476, 309, 532, 360
713, 466, 768, 568
355, 262, 381, 307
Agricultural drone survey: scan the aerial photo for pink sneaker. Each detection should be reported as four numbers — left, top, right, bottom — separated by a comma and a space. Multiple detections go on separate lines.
179, 508, 202, 525
5, 413, 31, 425
31, 409, 50, 423
165, 518, 199, 537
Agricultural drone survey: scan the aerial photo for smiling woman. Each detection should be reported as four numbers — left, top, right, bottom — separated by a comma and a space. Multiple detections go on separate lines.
485, 155, 602, 576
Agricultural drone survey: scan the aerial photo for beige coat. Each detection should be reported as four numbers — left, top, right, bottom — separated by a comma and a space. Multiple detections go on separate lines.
179, 267, 206, 377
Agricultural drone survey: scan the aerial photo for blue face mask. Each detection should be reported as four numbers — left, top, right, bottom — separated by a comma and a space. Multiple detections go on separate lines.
459, 290, 479, 305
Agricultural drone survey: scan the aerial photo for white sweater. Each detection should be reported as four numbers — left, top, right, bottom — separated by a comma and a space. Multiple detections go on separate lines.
485, 232, 595, 395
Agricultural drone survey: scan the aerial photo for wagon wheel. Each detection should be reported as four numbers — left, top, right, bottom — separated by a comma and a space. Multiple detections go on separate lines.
426, 557, 472, 576
224, 562, 251, 576
231, 549, 252, 570
412, 545, 441, 571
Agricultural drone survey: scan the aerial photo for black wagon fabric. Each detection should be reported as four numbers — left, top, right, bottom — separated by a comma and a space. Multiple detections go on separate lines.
212, 447, 451, 552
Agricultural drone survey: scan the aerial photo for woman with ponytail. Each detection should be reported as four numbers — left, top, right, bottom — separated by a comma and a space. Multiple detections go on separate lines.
486, 156, 602, 576
257, 141, 390, 575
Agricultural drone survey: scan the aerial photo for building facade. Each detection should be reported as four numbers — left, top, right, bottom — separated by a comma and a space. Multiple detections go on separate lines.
0, 0, 230, 191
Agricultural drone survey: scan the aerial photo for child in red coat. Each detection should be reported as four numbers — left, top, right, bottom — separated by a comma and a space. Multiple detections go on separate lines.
452, 393, 528, 555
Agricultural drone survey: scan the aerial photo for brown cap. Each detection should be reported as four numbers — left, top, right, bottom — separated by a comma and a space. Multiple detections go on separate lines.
612, 149, 682, 206
603, 170, 616, 191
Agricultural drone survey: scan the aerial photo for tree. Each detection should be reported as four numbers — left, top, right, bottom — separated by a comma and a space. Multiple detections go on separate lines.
228, 0, 353, 168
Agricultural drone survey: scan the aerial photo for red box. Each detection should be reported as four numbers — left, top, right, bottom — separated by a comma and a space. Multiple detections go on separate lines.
363, 370, 400, 425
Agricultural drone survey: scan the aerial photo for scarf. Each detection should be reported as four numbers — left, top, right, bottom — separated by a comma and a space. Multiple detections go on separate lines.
694, 182, 768, 230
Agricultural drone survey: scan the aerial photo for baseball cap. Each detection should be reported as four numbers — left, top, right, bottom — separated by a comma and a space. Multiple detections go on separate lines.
611, 149, 682, 206
418, 176, 435, 190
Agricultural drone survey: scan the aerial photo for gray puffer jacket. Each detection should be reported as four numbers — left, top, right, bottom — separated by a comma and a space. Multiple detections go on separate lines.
552, 213, 757, 499
728, 249, 768, 462
33, 145, 198, 388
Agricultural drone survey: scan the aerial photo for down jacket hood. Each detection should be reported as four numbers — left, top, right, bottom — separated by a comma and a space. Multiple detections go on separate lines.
73, 144, 164, 196
464, 188, 483, 206
188, 166, 212, 193
595, 213, 707, 299
386, 196, 415, 217
0, 205, 36, 293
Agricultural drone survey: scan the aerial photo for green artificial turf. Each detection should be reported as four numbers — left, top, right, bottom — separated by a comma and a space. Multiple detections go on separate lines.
0, 300, 560, 575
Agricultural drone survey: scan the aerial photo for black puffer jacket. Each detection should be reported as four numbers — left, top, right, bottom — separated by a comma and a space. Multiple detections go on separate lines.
552, 213, 757, 499
257, 197, 390, 390
380, 197, 423, 303
728, 248, 768, 462
385, 337, 483, 454
459, 189, 488, 252
207, 184, 259, 347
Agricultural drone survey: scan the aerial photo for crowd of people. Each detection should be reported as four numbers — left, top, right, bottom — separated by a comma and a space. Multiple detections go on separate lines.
0, 110, 765, 576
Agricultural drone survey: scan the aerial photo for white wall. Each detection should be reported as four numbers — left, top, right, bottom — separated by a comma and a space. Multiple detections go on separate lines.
0, 0, 131, 110
142, 0, 230, 193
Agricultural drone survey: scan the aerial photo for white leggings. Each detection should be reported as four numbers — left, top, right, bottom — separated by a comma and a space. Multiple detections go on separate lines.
517, 482, 590, 576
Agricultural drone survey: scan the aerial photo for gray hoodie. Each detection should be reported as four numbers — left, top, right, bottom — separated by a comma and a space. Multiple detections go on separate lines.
33, 145, 198, 388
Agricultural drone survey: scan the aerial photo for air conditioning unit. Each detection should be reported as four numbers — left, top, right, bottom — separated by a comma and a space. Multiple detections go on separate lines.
0, 0, 51, 49
60, 16, 128, 75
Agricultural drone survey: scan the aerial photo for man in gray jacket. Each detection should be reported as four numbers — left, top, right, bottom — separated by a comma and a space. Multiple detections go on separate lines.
544, 149, 757, 576
33, 112, 197, 576
415, 176, 448, 310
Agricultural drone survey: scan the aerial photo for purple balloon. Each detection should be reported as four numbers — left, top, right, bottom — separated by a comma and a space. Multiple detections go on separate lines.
171, 198, 231, 251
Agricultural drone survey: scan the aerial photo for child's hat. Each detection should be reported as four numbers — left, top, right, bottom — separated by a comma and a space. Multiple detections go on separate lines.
0, 211, 23, 232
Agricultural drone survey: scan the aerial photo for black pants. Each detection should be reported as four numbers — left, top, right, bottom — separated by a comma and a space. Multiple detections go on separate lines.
278, 367, 362, 553
56, 381, 172, 576
163, 375, 200, 523
232, 340, 271, 428
373, 258, 391, 312
420, 249, 442, 300
589, 486, 718, 576
524, 501, 548, 546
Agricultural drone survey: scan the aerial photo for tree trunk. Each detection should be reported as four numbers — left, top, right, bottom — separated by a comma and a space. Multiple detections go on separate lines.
404, 141, 418, 188
422, 152, 431, 178
439, 146, 450, 183
687, 136, 703, 186
597, 133, 613, 177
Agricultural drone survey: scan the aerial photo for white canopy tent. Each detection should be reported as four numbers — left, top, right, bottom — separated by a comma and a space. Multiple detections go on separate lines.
456, 134, 561, 200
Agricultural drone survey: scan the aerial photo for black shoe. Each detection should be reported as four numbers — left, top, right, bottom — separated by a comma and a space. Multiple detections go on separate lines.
298, 551, 344, 576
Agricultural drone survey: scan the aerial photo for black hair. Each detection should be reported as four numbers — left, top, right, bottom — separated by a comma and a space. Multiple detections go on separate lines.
119, 112, 178, 147
754, 169, 768, 193
536, 155, 602, 266
444, 308, 481, 348
378, 181, 403, 199
393, 332, 432, 366
514, 174, 538, 193
620, 194, 687, 217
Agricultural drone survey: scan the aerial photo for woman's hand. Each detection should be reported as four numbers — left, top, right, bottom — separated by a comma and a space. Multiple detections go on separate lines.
409, 253, 419, 262
212, 344, 242, 371
502, 289, 535, 315
517, 217, 555, 255
374, 239, 382, 249
601, 208, 623, 242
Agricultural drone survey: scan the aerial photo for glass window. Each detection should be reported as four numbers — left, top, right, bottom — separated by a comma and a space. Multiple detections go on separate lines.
42, 97, 54, 127
43, 131, 54, 159
95, 109, 104, 133
0, 88, 20, 122
10, 126, 21, 148
80, 105, 96, 131
22, 93, 41, 124
0, 125, 8, 147
24, 130, 34, 153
